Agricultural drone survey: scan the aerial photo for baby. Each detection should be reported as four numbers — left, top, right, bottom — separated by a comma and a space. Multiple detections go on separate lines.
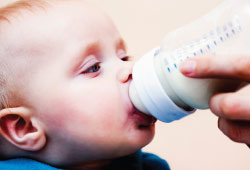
0, 0, 169, 169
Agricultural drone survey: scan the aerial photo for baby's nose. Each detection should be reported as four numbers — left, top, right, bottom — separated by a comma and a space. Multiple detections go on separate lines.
117, 63, 133, 83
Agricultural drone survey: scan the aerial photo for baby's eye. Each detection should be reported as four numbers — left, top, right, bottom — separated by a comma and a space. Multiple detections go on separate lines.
121, 56, 132, 61
82, 62, 101, 74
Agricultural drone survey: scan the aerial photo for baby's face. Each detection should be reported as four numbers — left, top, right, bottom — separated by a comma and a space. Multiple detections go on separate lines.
6, 1, 155, 162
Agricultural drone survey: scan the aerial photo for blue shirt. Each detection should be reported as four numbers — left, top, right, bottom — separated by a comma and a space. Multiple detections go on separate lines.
0, 150, 170, 170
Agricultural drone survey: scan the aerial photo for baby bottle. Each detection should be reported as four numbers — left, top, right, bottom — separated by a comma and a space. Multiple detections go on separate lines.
129, 0, 250, 123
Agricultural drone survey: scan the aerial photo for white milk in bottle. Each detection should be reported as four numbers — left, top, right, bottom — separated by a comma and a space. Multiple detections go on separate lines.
129, 0, 250, 123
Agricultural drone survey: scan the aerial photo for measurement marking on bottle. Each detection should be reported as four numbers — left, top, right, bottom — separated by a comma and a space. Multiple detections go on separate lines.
232, 29, 235, 34
164, 18, 242, 73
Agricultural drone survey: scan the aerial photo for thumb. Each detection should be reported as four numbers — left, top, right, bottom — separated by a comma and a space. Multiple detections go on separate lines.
180, 55, 250, 81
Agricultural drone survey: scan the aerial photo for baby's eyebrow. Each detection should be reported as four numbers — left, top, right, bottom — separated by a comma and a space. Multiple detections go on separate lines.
71, 38, 126, 74
71, 41, 100, 73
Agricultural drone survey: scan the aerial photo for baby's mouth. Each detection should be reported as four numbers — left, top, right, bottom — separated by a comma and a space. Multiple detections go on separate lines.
135, 109, 156, 128
129, 105, 157, 128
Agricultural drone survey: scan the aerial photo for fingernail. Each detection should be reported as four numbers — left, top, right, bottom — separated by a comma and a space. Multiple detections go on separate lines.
180, 60, 196, 75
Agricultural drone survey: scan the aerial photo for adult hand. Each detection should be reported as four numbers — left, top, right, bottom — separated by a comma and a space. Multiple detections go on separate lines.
180, 55, 250, 147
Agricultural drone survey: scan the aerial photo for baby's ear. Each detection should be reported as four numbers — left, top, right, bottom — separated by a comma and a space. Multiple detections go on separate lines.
0, 107, 46, 151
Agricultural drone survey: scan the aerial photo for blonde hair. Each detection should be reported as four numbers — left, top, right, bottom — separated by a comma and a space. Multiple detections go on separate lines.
0, 0, 51, 23
0, 0, 51, 110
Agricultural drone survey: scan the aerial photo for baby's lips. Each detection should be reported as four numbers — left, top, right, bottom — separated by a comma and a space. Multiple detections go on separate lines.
144, 113, 157, 125
151, 116, 157, 124
133, 108, 157, 127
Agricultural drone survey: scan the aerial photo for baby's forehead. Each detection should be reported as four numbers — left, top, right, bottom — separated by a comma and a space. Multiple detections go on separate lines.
1, 0, 117, 60
2, 0, 113, 34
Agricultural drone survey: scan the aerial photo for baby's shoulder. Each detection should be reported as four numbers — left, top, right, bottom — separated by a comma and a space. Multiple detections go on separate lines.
0, 158, 62, 170
141, 151, 170, 170
106, 150, 170, 170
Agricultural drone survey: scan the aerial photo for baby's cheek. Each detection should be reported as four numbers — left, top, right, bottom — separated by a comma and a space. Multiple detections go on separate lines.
39, 96, 86, 131
41, 104, 73, 129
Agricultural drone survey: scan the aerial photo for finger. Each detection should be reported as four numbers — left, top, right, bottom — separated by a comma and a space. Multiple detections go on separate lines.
210, 90, 250, 121
218, 118, 250, 145
180, 55, 250, 81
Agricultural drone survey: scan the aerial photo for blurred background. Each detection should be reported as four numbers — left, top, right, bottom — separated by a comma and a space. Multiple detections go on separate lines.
1, 0, 249, 169
84, 0, 250, 170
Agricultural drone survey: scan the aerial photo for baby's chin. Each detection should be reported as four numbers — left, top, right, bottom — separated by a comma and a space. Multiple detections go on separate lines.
103, 124, 155, 159
130, 115, 156, 146
127, 122, 156, 151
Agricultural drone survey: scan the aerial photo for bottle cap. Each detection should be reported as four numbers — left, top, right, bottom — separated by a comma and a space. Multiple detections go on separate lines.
132, 47, 195, 123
